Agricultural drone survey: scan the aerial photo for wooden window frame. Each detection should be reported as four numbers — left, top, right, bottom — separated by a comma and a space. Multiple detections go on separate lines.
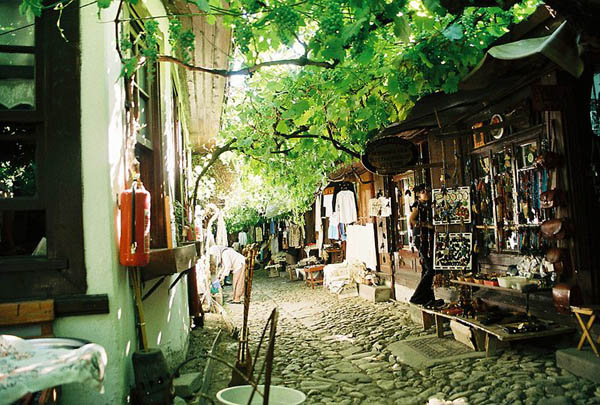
470, 124, 544, 254
0, 6, 85, 300
393, 172, 415, 250
127, 5, 167, 249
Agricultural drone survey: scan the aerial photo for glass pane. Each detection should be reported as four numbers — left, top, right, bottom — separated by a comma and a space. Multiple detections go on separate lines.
139, 95, 149, 140
0, 139, 37, 198
0, 210, 45, 256
0, 52, 35, 110
0, 0, 35, 46
590, 72, 600, 136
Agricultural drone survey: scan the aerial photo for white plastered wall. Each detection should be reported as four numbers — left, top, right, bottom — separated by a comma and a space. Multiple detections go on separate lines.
53, 1, 190, 403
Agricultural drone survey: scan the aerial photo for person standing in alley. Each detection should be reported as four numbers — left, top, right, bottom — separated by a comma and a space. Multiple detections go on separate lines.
408, 184, 443, 307
210, 245, 246, 304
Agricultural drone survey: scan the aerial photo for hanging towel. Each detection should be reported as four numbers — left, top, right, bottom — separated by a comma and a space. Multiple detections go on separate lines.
315, 195, 322, 232
216, 212, 228, 246
346, 224, 377, 270
335, 190, 358, 224
238, 231, 247, 246
328, 212, 340, 240
255, 226, 263, 242
323, 194, 334, 217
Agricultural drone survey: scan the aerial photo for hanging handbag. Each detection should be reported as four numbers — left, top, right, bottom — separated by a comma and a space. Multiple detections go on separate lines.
540, 189, 565, 209
534, 151, 563, 170
540, 218, 569, 240
552, 283, 583, 314
544, 247, 571, 276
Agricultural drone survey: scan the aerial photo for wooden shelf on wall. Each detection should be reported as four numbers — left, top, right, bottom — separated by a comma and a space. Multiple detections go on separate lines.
142, 244, 198, 282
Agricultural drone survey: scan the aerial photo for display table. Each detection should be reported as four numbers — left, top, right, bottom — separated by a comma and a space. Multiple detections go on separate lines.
0, 335, 107, 404
305, 265, 325, 289
414, 305, 574, 357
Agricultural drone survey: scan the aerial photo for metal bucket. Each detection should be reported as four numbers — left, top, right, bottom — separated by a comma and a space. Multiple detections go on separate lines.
216, 385, 306, 405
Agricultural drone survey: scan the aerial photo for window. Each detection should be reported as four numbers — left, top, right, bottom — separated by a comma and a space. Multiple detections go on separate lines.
0, 3, 85, 300
471, 126, 546, 254
394, 173, 415, 249
127, 6, 166, 249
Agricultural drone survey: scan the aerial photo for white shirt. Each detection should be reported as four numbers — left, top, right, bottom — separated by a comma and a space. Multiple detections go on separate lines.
210, 245, 245, 276
335, 190, 358, 224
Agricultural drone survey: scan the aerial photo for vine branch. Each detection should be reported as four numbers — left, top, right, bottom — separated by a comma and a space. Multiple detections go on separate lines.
158, 55, 337, 77
191, 138, 237, 205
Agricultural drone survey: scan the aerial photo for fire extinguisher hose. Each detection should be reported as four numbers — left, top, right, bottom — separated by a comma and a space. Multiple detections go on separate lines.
130, 180, 137, 255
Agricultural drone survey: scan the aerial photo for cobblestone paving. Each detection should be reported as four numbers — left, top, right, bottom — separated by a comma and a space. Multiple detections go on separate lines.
222, 273, 600, 405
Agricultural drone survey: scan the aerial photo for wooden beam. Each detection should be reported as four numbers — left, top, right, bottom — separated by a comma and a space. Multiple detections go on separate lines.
0, 257, 68, 272
54, 294, 110, 317
0, 300, 54, 326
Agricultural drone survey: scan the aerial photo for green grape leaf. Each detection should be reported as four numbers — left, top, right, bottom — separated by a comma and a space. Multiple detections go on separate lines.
190, 0, 210, 12
393, 16, 411, 43
443, 24, 463, 41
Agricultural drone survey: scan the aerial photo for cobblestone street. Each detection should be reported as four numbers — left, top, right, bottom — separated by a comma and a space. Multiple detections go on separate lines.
217, 273, 600, 405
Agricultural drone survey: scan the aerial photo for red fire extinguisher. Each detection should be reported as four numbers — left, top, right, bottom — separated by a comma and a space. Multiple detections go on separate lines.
120, 179, 151, 266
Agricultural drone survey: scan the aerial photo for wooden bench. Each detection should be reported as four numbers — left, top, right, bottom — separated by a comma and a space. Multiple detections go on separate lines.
0, 299, 55, 338
415, 305, 574, 357
0, 299, 58, 403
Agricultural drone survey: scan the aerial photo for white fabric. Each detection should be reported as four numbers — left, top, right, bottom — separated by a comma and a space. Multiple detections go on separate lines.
335, 190, 358, 224
346, 224, 377, 270
270, 235, 279, 256
238, 231, 247, 246
0, 335, 107, 404
315, 195, 322, 231
323, 259, 367, 293
323, 194, 334, 217
216, 212, 228, 246
328, 212, 340, 240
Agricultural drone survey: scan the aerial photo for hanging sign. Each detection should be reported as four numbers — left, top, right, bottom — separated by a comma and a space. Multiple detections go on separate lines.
432, 186, 471, 225
362, 136, 419, 175
433, 232, 472, 270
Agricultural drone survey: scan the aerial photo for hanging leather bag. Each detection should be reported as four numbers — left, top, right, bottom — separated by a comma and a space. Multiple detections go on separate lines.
552, 283, 583, 314
534, 151, 563, 170
540, 218, 568, 240
540, 189, 565, 209
545, 247, 571, 276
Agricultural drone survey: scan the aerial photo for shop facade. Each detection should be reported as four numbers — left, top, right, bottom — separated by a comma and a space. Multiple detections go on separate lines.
365, 7, 600, 316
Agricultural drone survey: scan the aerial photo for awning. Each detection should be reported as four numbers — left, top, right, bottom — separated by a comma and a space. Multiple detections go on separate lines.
461, 21, 583, 90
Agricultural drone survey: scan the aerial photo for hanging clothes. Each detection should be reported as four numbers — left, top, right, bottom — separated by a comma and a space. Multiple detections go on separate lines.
328, 212, 340, 240
238, 231, 247, 246
216, 212, 228, 246
270, 234, 279, 255
335, 189, 358, 224
315, 195, 322, 231
322, 194, 334, 217
289, 224, 303, 248
255, 226, 263, 242
270, 220, 276, 235
332, 182, 356, 211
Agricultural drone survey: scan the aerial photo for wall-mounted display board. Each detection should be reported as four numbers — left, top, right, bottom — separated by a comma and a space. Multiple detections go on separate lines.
432, 187, 472, 225
433, 232, 473, 270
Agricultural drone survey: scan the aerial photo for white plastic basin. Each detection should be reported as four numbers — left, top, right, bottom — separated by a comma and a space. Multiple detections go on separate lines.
216, 385, 306, 405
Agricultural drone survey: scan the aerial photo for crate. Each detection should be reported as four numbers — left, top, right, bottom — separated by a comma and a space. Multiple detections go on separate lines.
286, 267, 299, 281
450, 320, 476, 350
358, 284, 391, 303
266, 265, 279, 278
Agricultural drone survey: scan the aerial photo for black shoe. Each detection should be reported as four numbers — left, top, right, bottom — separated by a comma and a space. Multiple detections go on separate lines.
424, 299, 445, 309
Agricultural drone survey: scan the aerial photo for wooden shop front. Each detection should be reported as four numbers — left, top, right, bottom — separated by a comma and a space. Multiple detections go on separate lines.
364, 9, 600, 344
